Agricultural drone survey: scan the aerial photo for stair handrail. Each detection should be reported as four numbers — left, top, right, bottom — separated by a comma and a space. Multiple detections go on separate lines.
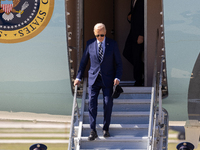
76, 78, 88, 150
147, 28, 160, 150
147, 54, 166, 150
147, 54, 158, 150
158, 56, 164, 124
68, 84, 80, 150
68, 78, 87, 150
157, 56, 165, 150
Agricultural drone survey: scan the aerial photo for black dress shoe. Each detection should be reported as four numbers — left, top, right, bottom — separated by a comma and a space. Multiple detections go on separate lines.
88, 130, 98, 141
103, 130, 110, 137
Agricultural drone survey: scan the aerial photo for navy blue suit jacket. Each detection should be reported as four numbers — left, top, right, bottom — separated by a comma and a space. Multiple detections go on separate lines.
76, 37, 123, 87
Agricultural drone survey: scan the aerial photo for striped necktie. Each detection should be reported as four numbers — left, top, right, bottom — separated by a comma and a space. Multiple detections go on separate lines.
98, 42, 103, 62
98, 42, 103, 76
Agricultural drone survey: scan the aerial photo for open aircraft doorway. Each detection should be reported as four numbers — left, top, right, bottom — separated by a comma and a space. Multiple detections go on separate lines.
66, 0, 168, 95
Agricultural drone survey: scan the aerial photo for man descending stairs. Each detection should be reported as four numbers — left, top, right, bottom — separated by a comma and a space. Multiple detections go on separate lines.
75, 86, 152, 150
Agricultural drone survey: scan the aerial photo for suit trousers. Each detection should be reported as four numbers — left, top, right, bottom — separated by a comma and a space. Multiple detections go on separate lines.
132, 42, 144, 84
88, 75, 114, 131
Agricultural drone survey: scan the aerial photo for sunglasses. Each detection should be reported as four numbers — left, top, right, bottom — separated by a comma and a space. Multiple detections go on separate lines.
95, 34, 105, 37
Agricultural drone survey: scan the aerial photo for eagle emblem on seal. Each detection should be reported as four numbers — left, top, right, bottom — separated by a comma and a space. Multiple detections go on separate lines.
0, 0, 29, 21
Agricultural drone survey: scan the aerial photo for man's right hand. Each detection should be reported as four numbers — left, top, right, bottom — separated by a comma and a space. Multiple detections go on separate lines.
74, 79, 81, 86
128, 14, 131, 22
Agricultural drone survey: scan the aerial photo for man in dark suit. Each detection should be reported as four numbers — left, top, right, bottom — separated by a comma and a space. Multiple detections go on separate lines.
74, 23, 123, 141
123, 0, 144, 86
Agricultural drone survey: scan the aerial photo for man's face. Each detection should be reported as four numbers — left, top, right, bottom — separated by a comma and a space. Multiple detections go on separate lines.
94, 28, 106, 42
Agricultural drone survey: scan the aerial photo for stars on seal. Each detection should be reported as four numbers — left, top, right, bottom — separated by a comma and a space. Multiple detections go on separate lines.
0, 0, 53, 43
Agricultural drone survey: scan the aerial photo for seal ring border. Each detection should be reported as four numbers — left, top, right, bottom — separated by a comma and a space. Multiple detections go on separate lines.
0, 0, 54, 43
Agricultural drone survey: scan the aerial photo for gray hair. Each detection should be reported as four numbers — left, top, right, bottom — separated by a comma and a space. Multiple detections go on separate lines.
93, 23, 106, 32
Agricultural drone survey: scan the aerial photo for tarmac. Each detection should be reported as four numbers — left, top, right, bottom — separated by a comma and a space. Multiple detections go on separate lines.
0, 140, 68, 143
0, 120, 183, 144
0, 120, 70, 143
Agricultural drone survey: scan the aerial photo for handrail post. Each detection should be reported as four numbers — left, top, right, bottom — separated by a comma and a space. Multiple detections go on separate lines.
147, 28, 159, 150
157, 56, 164, 150
158, 56, 164, 124
74, 86, 80, 118
148, 41, 166, 150
68, 85, 78, 150
158, 79, 162, 124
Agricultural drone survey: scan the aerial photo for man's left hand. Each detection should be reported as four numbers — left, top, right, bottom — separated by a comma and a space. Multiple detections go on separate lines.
114, 79, 120, 85
137, 35, 144, 44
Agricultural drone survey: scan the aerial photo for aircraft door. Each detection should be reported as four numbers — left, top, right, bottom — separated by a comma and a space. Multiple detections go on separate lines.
67, 0, 167, 92
114, 0, 134, 83
146, 0, 165, 86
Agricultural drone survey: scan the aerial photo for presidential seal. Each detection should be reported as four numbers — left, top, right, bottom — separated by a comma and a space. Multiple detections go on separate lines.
0, 0, 54, 43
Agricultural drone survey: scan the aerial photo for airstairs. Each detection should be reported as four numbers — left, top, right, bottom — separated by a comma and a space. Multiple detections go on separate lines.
68, 76, 169, 150
68, 49, 169, 149
78, 86, 152, 149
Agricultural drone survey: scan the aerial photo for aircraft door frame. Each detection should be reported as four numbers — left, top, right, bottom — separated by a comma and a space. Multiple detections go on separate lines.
145, 0, 167, 87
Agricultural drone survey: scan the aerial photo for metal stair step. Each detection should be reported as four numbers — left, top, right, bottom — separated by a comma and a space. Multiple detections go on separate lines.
87, 93, 151, 99
84, 99, 151, 112
82, 124, 149, 129
81, 124, 148, 137
76, 137, 148, 149
79, 136, 148, 141
85, 99, 151, 104
83, 111, 150, 116
80, 149, 147, 150
119, 87, 152, 94
86, 87, 152, 98
96, 87, 152, 94
83, 112, 150, 124
116, 93, 151, 99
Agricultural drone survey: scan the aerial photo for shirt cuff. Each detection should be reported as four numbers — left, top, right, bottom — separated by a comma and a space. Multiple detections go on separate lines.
115, 78, 120, 82
75, 78, 81, 81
